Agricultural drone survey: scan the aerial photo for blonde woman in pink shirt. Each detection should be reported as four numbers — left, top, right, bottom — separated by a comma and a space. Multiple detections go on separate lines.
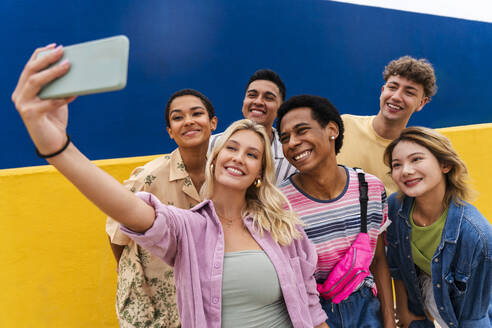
12, 44, 329, 328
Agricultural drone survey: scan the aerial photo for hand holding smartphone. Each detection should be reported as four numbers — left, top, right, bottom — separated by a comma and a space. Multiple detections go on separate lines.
37, 35, 129, 99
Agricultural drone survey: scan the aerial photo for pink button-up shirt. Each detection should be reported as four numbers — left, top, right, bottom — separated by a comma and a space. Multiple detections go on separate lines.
121, 192, 327, 328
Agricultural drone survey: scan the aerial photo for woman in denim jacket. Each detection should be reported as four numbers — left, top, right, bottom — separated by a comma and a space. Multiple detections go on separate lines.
384, 127, 492, 328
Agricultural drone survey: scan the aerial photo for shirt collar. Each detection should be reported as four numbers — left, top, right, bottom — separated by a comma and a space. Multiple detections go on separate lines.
271, 127, 284, 159
169, 149, 188, 182
169, 149, 201, 203
398, 196, 462, 244
189, 199, 214, 212
440, 201, 463, 243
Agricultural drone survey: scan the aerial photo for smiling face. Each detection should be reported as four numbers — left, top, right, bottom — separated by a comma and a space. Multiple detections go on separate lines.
213, 129, 264, 192
390, 140, 449, 199
379, 75, 429, 125
242, 80, 282, 129
167, 95, 217, 148
279, 107, 337, 174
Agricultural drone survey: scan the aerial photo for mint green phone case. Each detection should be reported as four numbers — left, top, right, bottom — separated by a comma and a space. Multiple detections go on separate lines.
38, 35, 129, 99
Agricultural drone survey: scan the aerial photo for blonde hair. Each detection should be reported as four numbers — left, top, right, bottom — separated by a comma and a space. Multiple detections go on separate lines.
384, 126, 474, 205
201, 119, 302, 245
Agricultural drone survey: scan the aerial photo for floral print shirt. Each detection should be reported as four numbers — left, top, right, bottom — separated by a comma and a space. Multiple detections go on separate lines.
106, 149, 201, 328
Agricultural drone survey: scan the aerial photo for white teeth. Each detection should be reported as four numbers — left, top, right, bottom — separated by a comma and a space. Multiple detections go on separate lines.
405, 178, 421, 186
387, 103, 402, 110
294, 151, 310, 161
227, 167, 243, 175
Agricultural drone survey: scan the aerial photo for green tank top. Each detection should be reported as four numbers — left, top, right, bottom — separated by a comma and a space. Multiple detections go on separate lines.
410, 204, 448, 275
221, 250, 293, 328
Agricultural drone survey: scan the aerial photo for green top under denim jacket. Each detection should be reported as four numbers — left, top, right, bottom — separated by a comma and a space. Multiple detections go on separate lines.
386, 193, 492, 327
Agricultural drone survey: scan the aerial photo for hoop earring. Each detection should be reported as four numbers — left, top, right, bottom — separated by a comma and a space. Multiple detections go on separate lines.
254, 178, 262, 188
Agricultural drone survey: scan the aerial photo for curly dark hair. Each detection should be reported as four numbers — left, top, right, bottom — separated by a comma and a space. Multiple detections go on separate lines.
383, 56, 437, 98
164, 89, 215, 127
276, 94, 344, 154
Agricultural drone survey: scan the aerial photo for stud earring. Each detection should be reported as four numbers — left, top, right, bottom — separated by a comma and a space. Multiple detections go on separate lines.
210, 163, 215, 172
330, 136, 335, 140
254, 178, 262, 188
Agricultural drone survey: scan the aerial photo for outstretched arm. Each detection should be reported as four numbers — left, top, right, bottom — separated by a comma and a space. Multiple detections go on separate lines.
12, 44, 155, 233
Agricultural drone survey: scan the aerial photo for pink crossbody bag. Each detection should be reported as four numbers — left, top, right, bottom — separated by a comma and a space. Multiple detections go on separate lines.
317, 169, 376, 303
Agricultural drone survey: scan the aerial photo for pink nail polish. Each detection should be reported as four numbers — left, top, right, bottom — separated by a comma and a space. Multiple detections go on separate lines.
59, 59, 70, 66
45, 43, 56, 48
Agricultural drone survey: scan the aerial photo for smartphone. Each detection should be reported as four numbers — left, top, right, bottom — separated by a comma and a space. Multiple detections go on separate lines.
37, 35, 129, 99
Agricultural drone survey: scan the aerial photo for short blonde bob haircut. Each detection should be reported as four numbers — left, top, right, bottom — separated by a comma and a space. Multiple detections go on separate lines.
201, 119, 302, 245
384, 126, 474, 205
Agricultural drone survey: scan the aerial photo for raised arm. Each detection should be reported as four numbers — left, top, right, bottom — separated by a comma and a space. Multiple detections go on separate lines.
11, 44, 155, 232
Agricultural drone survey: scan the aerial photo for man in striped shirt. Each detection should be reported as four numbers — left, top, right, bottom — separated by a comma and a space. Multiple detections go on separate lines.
276, 95, 395, 327
209, 69, 297, 184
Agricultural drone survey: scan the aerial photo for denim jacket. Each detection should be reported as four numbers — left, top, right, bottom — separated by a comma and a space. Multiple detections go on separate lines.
386, 193, 492, 327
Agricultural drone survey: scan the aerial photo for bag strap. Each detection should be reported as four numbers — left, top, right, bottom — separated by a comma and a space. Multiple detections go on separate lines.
354, 168, 368, 233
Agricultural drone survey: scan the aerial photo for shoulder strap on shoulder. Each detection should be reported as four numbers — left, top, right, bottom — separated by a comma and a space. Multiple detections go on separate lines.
354, 167, 368, 233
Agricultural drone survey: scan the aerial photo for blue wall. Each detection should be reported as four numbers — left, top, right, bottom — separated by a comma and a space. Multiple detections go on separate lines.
2, 0, 491, 169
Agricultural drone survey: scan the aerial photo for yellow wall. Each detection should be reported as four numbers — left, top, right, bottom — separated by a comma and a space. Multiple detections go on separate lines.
0, 155, 161, 328
1, 123, 491, 327
437, 123, 492, 219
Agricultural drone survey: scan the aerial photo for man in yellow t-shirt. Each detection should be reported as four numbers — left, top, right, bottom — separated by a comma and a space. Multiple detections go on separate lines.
337, 56, 437, 195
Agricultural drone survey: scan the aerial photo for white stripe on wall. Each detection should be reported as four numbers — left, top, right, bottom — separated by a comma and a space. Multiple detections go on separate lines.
328, 0, 492, 24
